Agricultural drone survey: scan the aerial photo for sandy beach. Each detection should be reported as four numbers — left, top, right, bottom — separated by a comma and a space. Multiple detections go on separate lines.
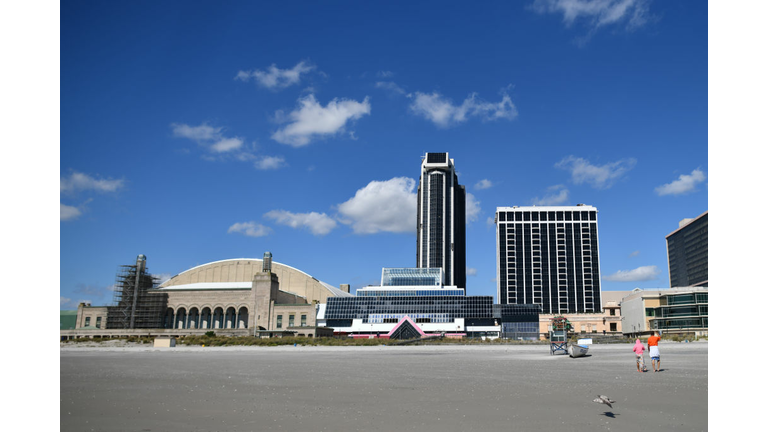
61, 342, 707, 431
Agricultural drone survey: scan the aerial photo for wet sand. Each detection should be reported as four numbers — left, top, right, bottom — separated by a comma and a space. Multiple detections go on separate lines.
61, 342, 707, 431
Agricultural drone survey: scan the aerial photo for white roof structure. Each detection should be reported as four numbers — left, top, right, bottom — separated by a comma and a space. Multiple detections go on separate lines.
496, 204, 598, 211
158, 282, 252, 291
158, 258, 353, 299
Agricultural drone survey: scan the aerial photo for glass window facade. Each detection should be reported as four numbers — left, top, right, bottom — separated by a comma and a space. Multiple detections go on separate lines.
667, 212, 708, 287
496, 206, 601, 314
381, 268, 444, 286
650, 290, 708, 331
326, 296, 540, 325
276, 315, 282, 328
326, 296, 494, 323
357, 289, 465, 297
417, 154, 466, 289
501, 322, 539, 340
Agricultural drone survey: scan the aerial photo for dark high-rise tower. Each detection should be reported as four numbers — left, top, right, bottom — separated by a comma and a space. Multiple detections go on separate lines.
416, 152, 466, 288
666, 211, 708, 287
495, 205, 602, 314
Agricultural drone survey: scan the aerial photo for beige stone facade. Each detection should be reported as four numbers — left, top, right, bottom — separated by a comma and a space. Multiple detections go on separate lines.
272, 304, 318, 336
538, 291, 629, 338
76, 304, 108, 329
152, 258, 350, 333
69, 257, 350, 339
160, 258, 345, 303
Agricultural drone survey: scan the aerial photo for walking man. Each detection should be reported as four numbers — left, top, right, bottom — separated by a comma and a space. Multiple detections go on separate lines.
647, 331, 661, 372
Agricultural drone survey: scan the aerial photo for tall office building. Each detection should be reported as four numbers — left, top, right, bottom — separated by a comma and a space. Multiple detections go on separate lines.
416, 152, 466, 289
495, 205, 602, 314
666, 211, 708, 287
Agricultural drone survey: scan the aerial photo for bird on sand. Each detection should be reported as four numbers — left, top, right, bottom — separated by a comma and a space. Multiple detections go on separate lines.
593, 395, 616, 408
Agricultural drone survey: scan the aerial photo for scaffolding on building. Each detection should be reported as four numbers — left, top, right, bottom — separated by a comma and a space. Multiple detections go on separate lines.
106, 255, 167, 329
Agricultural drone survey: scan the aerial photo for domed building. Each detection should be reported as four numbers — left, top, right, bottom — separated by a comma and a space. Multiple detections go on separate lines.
65, 253, 352, 339
158, 253, 352, 335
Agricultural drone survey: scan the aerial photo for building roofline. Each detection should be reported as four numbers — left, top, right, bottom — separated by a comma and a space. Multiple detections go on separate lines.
665, 210, 708, 239
161, 258, 352, 297
496, 205, 597, 211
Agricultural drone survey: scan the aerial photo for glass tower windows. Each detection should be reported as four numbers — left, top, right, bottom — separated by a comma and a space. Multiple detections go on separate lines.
496, 206, 601, 314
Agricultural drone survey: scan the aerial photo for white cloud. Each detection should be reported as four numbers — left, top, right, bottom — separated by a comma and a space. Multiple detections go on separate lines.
264, 210, 337, 236
236, 61, 315, 90
467, 267, 478, 276
465, 192, 481, 223
474, 179, 494, 190
376, 71, 395, 78
555, 155, 636, 189
531, 185, 570, 205
408, 90, 518, 128
227, 222, 272, 238
271, 94, 371, 147
171, 123, 221, 142
60, 171, 124, 193
603, 265, 660, 282
655, 169, 706, 196
171, 122, 243, 154
210, 137, 244, 153
375, 81, 406, 95
60, 203, 82, 221
487, 216, 496, 227
60, 296, 71, 306
629, 250, 640, 257
254, 155, 287, 170
337, 177, 417, 234
531, 0, 651, 30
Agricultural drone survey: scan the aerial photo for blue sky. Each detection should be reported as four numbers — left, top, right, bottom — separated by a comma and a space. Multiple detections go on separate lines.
58, 0, 709, 309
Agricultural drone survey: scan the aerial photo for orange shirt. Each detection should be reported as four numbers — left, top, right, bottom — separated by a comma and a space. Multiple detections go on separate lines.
648, 335, 661, 346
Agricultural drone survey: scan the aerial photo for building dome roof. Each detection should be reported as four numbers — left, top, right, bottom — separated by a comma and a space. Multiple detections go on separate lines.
158, 258, 351, 301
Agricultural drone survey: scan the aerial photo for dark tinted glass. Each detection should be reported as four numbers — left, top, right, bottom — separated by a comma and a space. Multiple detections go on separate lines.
427, 153, 447, 163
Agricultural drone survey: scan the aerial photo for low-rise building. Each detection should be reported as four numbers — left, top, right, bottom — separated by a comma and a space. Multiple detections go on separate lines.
61, 252, 350, 340
620, 287, 708, 337
538, 290, 628, 338
319, 268, 541, 339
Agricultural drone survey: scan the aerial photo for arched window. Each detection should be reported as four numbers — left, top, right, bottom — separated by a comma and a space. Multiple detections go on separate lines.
175, 308, 187, 329
237, 307, 249, 329
188, 308, 200, 329
201, 307, 212, 330
164, 308, 174, 329
225, 307, 237, 329
213, 307, 224, 329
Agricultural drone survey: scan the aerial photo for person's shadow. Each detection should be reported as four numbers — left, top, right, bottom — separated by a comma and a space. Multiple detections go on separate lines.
601, 412, 619, 418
